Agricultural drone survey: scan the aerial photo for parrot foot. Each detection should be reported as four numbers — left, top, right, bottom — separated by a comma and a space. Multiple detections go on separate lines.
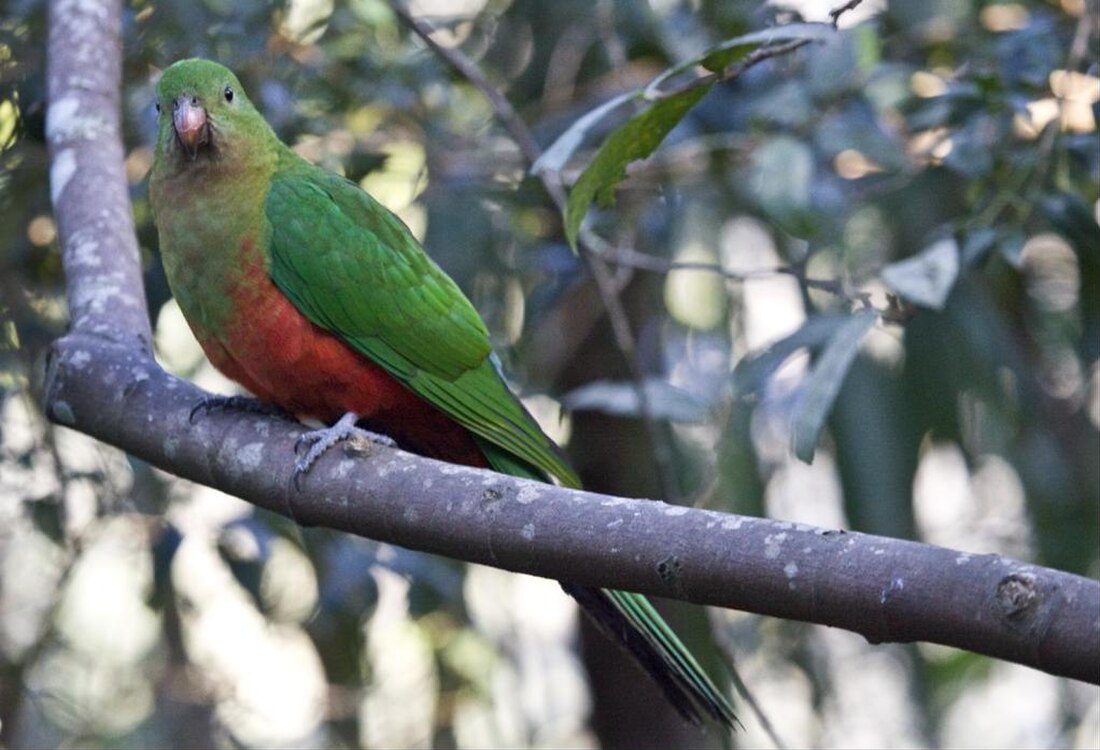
190, 394, 289, 424
293, 411, 396, 483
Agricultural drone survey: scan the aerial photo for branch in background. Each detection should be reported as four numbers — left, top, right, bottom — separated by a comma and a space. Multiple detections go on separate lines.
388, 2, 541, 167
43, 333, 1100, 686
829, 0, 866, 28
596, 244, 874, 307
644, 38, 815, 103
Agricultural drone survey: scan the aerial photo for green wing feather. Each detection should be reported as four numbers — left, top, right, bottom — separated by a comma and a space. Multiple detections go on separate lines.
265, 160, 577, 488
264, 154, 735, 728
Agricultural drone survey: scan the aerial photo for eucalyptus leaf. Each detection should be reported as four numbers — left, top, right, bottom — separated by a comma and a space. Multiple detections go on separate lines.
646, 22, 834, 95
564, 86, 709, 250
700, 43, 757, 73
562, 378, 710, 422
554, 21, 836, 250
531, 91, 639, 176
732, 314, 853, 399
694, 22, 836, 71
960, 227, 997, 267
791, 311, 877, 463
881, 238, 960, 309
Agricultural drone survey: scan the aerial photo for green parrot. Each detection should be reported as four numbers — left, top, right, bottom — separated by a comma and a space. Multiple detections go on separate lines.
149, 58, 736, 729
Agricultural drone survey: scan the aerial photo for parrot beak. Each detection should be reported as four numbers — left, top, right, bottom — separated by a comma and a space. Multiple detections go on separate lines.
172, 96, 208, 160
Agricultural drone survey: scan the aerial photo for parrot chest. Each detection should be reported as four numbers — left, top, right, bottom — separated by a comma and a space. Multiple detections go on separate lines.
154, 163, 269, 340
153, 165, 421, 423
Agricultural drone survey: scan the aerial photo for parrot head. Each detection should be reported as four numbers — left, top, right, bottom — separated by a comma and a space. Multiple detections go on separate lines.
153, 58, 268, 164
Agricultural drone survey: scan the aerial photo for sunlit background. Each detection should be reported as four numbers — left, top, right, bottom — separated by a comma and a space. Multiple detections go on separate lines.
1, 0, 1098, 747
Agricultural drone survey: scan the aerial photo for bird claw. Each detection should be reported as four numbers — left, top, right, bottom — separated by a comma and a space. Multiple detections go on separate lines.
292, 412, 396, 487
190, 394, 288, 424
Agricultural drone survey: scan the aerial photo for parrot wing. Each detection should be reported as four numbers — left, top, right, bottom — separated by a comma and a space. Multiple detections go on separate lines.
265, 161, 579, 489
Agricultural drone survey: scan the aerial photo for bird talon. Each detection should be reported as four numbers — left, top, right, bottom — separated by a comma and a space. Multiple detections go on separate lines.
190, 394, 287, 424
290, 412, 395, 485
362, 432, 397, 448
293, 432, 316, 455
189, 397, 218, 424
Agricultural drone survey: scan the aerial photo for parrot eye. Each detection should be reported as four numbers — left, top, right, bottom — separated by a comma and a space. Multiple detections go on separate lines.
224, 86, 234, 103
154, 101, 160, 113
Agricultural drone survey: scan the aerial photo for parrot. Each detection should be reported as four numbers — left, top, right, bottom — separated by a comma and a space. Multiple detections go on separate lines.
149, 58, 737, 729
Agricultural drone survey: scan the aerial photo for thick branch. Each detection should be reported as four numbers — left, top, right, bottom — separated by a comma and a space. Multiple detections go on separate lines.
43, 334, 1100, 685
44, 0, 1100, 691
47, 0, 151, 351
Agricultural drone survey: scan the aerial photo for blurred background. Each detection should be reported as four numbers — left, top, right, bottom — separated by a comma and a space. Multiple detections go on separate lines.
1, 0, 1098, 747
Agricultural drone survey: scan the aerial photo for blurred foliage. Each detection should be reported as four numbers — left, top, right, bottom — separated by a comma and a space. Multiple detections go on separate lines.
1, 0, 1098, 747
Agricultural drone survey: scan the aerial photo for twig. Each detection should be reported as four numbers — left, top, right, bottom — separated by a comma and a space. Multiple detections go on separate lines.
828, 0, 865, 28
389, 3, 541, 167
596, 244, 872, 307
645, 38, 816, 102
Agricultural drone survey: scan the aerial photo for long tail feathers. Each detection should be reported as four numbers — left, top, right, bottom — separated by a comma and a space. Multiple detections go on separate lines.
478, 439, 738, 729
562, 583, 740, 729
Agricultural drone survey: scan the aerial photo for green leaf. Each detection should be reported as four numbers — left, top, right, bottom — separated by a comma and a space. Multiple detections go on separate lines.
531, 91, 639, 176
791, 311, 877, 463
881, 238, 960, 309
648, 23, 834, 94
700, 43, 757, 73
732, 314, 854, 399
693, 22, 837, 76
547, 22, 836, 250
539, 23, 834, 176
564, 86, 709, 250
562, 378, 710, 422
960, 227, 997, 267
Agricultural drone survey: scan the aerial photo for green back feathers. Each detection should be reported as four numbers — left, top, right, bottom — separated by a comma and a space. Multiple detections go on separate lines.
265, 158, 580, 489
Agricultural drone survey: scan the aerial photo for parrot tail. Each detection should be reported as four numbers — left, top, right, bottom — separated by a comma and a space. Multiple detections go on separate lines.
561, 582, 739, 728
477, 438, 738, 728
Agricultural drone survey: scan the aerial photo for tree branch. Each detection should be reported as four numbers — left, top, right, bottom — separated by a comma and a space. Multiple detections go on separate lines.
43, 0, 1100, 690
43, 334, 1100, 686
47, 0, 151, 352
